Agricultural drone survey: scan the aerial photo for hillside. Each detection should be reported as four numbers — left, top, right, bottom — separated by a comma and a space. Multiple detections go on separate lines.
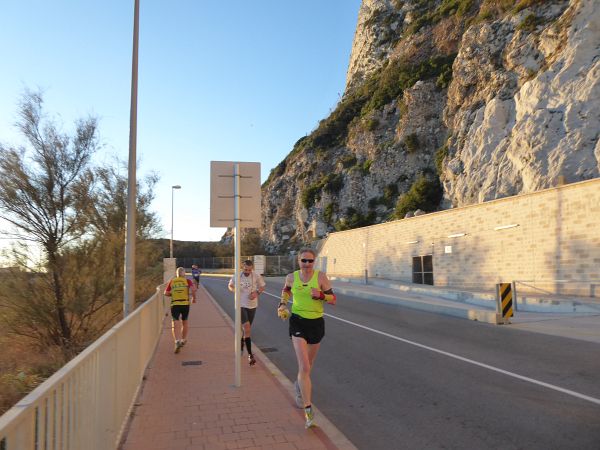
260, 0, 599, 252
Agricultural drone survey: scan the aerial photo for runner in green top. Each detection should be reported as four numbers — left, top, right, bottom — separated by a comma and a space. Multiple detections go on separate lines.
277, 247, 336, 428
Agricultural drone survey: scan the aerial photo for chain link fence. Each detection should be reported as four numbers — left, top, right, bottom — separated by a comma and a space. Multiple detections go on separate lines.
176, 255, 298, 276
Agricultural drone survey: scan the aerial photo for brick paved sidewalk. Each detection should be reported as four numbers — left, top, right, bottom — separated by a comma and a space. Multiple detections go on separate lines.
120, 284, 355, 450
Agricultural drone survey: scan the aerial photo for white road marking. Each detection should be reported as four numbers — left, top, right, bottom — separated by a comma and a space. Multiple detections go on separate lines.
261, 288, 600, 407
326, 313, 600, 407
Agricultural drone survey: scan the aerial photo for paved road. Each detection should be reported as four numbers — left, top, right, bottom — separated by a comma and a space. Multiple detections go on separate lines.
203, 276, 600, 450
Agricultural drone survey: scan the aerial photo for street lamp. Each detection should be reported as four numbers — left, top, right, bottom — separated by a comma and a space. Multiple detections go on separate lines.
170, 185, 182, 258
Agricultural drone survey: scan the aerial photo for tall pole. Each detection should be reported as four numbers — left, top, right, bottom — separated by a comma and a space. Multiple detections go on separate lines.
123, 0, 139, 318
170, 185, 181, 259
233, 163, 241, 387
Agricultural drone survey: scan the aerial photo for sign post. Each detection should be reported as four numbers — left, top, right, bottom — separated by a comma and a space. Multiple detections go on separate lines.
210, 161, 261, 387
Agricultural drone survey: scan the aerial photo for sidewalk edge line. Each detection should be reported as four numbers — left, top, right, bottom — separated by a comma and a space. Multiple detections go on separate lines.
198, 282, 358, 450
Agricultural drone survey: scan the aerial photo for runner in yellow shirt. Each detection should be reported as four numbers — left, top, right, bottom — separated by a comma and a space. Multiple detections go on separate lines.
164, 267, 197, 353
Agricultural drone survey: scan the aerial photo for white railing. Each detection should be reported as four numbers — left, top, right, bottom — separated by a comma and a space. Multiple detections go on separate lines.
0, 285, 167, 450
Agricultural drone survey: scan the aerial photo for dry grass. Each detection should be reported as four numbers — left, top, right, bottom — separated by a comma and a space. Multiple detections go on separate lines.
0, 332, 65, 414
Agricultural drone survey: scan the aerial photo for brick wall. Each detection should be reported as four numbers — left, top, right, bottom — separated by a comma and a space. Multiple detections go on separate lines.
318, 178, 600, 297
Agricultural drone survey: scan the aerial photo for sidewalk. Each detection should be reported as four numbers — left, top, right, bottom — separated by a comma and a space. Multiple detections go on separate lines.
330, 278, 600, 345
119, 284, 356, 450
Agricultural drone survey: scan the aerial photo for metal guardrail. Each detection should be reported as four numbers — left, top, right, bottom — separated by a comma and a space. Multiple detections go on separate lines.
0, 285, 167, 450
177, 255, 298, 275
514, 279, 600, 299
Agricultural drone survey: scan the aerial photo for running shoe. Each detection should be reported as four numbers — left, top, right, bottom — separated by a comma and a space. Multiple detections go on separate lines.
248, 354, 256, 366
180, 339, 187, 347
304, 406, 315, 429
294, 380, 303, 409
174, 340, 182, 354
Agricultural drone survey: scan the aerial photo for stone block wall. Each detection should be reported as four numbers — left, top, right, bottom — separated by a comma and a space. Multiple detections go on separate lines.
318, 178, 600, 297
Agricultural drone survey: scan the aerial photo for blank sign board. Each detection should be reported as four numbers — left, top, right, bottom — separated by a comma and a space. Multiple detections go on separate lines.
210, 161, 261, 228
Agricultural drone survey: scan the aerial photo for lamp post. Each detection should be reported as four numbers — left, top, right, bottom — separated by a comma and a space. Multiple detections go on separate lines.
123, 0, 140, 318
170, 185, 181, 258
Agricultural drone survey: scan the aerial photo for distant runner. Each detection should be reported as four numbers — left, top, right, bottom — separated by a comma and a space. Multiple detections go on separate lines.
191, 264, 202, 288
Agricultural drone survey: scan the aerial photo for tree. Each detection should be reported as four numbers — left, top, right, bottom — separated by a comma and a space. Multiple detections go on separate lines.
0, 90, 98, 355
0, 90, 162, 358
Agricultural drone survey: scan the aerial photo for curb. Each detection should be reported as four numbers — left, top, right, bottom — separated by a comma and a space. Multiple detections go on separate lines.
334, 286, 499, 324
198, 283, 358, 450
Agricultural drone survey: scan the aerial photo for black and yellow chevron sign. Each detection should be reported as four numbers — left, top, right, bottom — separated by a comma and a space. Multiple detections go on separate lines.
499, 283, 514, 318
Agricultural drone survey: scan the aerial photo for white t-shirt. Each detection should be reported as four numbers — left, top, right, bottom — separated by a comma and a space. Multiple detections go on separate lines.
229, 271, 266, 309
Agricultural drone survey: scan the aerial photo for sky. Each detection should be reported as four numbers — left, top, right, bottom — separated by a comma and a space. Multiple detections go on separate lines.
0, 0, 362, 244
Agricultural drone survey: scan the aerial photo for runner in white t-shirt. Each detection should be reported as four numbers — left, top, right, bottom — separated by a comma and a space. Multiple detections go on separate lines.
228, 259, 266, 366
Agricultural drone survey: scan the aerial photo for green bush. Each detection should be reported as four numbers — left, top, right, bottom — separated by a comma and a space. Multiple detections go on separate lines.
324, 203, 335, 224
362, 55, 456, 115
395, 175, 443, 218
435, 143, 449, 175
264, 160, 286, 186
334, 208, 377, 231
436, 64, 453, 89
365, 117, 379, 131
340, 154, 357, 168
517, 14, 541, 32
301, 184, 322, 209
408, 0, 475, 34
323, 173, 345, 194
404, 133, 420, 153
513, 0, 546, 14
301, 173, 345, 208
383, 183, 399, 206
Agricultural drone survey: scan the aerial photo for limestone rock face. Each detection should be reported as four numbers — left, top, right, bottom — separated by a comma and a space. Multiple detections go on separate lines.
259, 0, 599, 252
443, 0, 600, 205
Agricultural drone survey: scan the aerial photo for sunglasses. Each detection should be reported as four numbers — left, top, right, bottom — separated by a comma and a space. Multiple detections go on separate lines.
300, 258, 314, 263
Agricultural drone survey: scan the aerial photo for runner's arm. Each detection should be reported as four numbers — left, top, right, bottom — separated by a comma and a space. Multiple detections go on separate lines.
311, 272, 336, 305
164, 280, 172, 296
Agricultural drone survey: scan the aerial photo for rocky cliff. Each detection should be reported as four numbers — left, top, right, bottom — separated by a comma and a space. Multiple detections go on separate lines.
260, 0, 599, 253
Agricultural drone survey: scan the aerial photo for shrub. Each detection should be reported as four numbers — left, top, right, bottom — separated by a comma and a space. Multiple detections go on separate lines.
334, 208, 377, 231
408, 0, 475, 34
324, 203, 335, 224
340, 154, 357, 168
395, 175, 443, 218
513, 0, 546, 14
435, 143, 449, 175
518, 14, 541, 32
365, 117, 379, 131
323, 173, 345, 194
436, 64, 453, 89
392, 0, 404, 10
301, 184, 321, 209
383, 183, 399, 206
300, 173, 345, 208
362, 55, 456, 116
404, 133, 420, 153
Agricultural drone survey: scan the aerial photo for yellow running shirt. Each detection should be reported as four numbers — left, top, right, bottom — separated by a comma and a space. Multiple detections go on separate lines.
168, 276, 191, 306
291, 270, 322, 319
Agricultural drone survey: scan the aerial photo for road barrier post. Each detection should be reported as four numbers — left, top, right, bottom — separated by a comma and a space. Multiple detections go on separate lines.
496, 282, 514, 324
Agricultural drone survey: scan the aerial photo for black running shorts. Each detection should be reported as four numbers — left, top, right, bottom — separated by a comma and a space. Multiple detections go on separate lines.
289, 314, 325, 344
171, 305, 190, 321
241, 307, 256, 325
